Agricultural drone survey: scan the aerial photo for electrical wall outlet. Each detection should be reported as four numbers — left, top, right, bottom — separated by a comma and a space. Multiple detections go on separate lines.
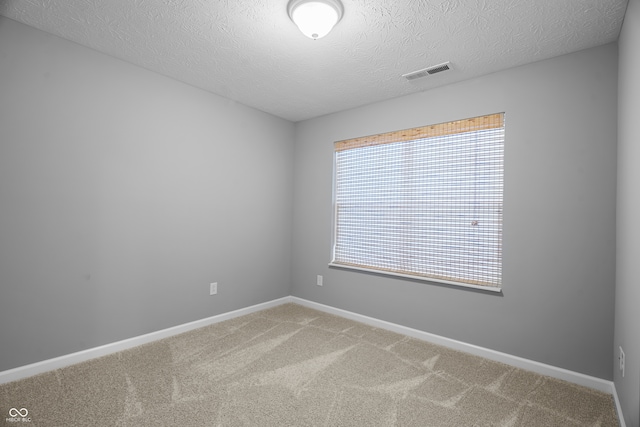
316, 275, 323, 286
210, 282, 217, 295
619, 346, 625, 377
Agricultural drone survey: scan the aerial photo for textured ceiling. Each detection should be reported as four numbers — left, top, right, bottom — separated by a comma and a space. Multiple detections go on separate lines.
0, 0, 629, 122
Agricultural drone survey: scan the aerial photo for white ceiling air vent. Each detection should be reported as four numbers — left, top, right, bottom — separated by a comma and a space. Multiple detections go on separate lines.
402, 62, 452, 81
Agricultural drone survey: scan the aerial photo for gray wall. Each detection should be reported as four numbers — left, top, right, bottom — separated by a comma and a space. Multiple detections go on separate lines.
616, 0, 640, 424
0, 17, 295, 372
292, 43, 618, 380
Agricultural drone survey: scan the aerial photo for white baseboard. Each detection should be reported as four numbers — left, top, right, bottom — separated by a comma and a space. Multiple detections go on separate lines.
0, 296, 292, 385
0, 295, 626, 426
611, 384, 627, 427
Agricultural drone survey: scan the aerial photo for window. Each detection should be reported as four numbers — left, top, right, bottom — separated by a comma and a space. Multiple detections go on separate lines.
330, 113, 504, 291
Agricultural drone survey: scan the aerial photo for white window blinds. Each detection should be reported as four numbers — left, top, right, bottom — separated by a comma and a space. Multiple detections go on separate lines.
331, 113, 504, 290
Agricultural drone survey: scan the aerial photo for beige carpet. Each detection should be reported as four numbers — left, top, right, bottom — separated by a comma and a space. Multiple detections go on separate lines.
1, 303, 619, 426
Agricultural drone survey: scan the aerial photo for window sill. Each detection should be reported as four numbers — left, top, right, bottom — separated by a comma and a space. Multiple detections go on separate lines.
328, 262, 503, 294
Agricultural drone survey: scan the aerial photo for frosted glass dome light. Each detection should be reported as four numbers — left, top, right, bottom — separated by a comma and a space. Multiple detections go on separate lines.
288, 0, 344, 40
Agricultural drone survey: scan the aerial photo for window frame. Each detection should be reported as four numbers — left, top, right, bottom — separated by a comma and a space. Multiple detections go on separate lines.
329, 113, 505, 293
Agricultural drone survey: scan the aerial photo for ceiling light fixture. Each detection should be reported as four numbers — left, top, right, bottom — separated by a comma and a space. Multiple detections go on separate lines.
287, 0, 344, 40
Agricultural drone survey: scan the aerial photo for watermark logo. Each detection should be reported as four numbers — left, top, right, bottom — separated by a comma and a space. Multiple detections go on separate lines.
6, 408, 31, 423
